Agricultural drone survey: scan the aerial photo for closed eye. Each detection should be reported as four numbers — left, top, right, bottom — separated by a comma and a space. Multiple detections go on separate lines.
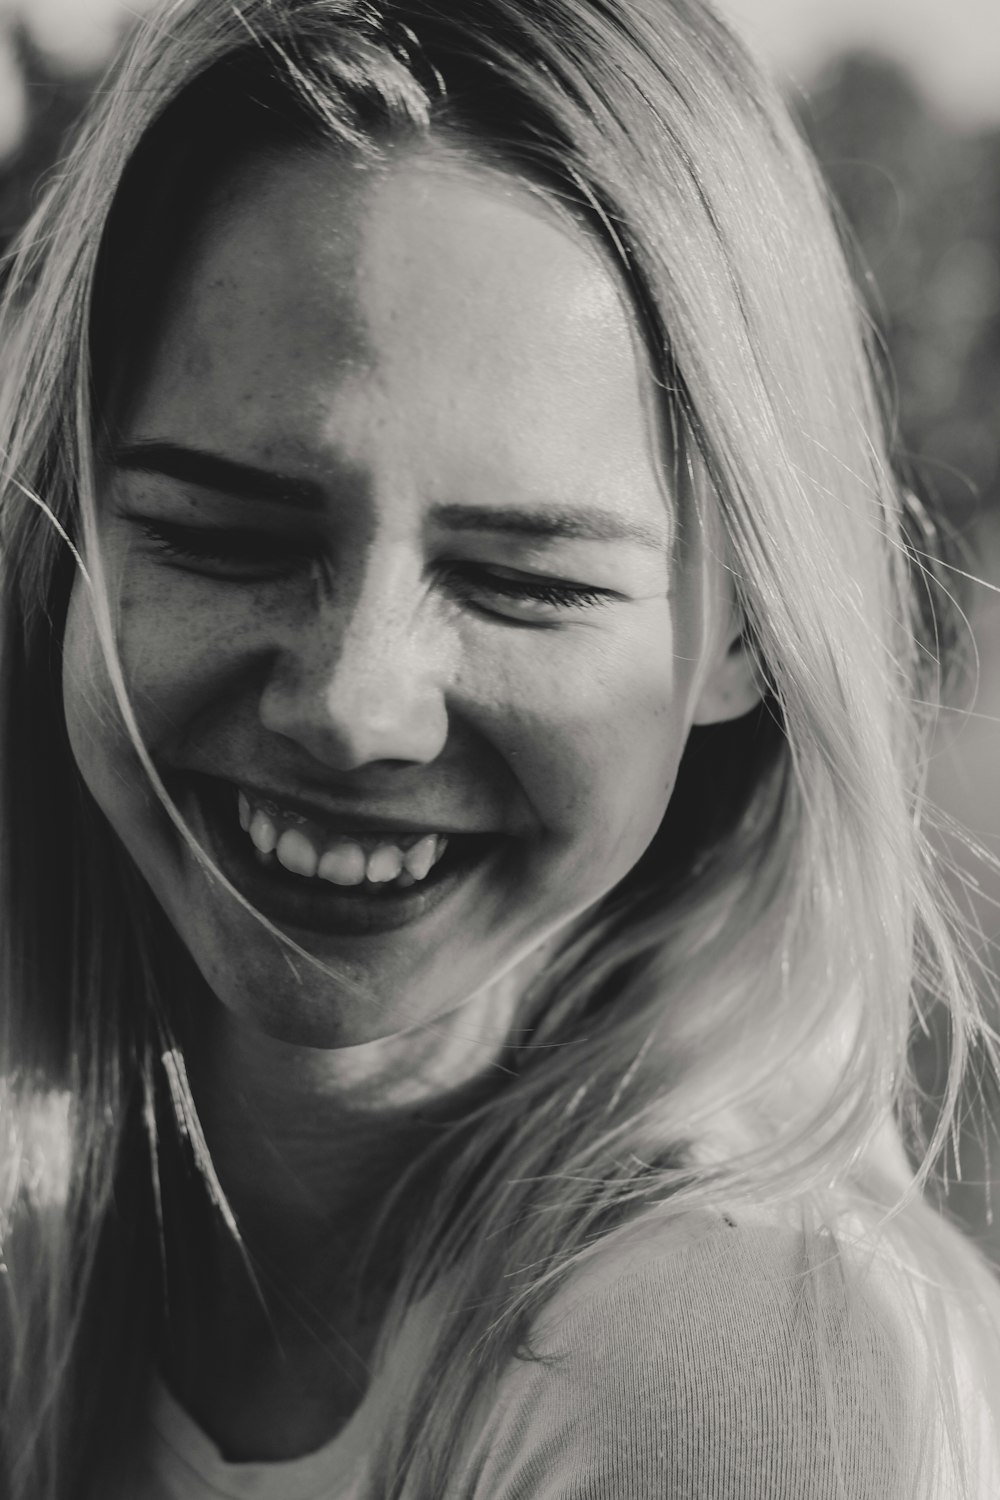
131, 519, 313, 576
442, 563, 617, 621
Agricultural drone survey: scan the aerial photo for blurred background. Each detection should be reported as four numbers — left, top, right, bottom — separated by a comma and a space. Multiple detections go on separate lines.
0, 0, 998, 1257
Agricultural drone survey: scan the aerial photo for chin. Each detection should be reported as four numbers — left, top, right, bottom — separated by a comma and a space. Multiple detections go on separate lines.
167, 883, 509, 1051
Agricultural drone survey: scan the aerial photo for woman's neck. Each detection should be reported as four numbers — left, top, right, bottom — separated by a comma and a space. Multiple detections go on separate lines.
156, 964, 524, 1460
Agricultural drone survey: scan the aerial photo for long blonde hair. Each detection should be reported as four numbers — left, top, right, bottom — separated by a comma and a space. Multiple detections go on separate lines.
1, 1, 998, 1495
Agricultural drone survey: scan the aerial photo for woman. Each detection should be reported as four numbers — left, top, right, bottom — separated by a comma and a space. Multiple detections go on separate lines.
1, 0, 998, 1495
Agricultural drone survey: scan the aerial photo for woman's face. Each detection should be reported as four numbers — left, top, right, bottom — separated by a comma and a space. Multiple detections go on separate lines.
63, 146, 741, 1047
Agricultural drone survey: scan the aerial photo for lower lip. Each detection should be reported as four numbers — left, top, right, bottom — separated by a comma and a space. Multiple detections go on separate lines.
182, 778, 501, 938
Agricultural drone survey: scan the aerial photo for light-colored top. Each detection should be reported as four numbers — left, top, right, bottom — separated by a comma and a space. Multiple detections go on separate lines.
133, 1379, 370, 1500
107, 1207, 957, 1499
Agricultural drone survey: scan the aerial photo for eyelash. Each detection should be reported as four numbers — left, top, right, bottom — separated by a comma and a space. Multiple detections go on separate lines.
133, 520, 611, 614
136, 521, 299, 568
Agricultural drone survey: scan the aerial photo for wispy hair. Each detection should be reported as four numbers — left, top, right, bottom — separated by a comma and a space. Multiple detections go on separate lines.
1, 2, 998, 1494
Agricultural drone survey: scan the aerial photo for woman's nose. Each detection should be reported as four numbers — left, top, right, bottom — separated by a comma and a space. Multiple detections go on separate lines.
257, 577, 450, 772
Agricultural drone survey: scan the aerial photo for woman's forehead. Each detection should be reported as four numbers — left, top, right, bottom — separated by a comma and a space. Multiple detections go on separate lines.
129, 144, 676, 548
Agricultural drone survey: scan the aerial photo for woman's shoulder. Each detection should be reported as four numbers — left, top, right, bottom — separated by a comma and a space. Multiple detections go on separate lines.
527, 1201, 921, 1357
459, 1205, 930, 1499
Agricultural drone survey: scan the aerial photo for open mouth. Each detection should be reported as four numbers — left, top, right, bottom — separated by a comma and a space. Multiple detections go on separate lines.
180, 774, 502, 937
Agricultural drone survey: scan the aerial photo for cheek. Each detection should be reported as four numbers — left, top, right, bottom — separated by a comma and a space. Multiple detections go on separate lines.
83, 558, 265, 751
62, 575, 171, 845
60, 568, 228, 847
477, 605, 691, 868
62, 578, 124, 807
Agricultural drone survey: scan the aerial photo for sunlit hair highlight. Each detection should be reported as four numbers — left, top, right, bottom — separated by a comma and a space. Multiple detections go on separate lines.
1, 1, 998, 1495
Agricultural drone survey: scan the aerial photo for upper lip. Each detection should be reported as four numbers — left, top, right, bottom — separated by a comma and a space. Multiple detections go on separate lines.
207, 775, 501, 838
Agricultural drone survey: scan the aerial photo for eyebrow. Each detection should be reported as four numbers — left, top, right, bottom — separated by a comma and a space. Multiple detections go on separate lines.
111, 440, 325, 509
431, 503, 668, 552
111, 440, 669, 553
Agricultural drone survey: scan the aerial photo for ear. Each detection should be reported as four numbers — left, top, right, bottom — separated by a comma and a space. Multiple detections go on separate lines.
691, 623, 763, 727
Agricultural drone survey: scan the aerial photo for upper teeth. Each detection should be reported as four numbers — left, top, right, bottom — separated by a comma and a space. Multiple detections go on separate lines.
237, 790, 448, 887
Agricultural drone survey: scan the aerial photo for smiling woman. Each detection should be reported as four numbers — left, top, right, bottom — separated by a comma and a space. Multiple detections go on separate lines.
69, 144, 712, 1049
1, 2, 999, 1498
